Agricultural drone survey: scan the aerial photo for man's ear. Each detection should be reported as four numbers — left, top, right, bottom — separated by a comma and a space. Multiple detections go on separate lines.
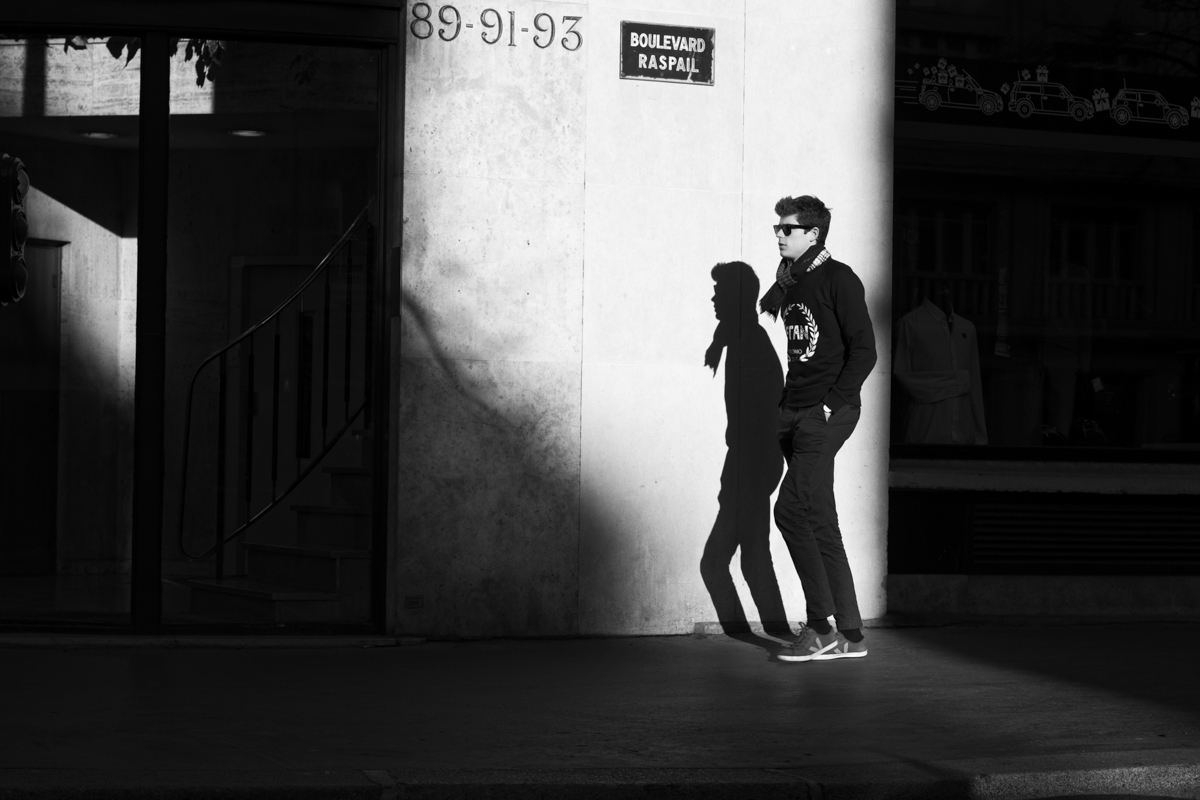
809, 227, 820, 243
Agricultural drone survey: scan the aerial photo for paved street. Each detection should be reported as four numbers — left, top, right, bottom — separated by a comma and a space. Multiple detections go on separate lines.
0, 623, 1197, 798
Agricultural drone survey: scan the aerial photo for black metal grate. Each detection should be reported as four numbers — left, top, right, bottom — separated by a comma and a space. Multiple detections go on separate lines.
973, 501, 1200, 571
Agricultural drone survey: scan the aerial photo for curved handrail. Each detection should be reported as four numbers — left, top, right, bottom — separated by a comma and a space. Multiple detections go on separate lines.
176, 201, 374, 561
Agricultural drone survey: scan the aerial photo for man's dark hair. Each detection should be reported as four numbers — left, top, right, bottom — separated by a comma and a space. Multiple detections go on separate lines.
774, 195, 831, 244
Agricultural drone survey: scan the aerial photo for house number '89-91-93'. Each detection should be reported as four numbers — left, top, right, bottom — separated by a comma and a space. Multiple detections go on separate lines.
410, 3, 582, 50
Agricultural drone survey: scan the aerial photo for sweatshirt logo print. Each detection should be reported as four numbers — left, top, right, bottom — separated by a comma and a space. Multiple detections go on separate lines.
784, 303, 819, 362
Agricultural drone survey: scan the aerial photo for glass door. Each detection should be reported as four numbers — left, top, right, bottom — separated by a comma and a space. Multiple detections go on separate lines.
163, 38, 381, 626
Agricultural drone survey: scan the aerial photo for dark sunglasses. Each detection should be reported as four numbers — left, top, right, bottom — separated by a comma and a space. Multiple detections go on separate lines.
773, 223, 814, 236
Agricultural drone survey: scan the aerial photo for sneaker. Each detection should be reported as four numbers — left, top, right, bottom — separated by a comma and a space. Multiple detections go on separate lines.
812, 632, 868, 660
778, 627, 839, 662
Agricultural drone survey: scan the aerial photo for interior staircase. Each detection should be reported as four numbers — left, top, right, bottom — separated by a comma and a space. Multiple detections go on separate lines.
175, 431, 373, 623
169, 204, 378, 626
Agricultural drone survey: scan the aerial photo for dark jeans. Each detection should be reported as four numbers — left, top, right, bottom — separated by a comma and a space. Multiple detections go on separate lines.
774, 402, 863, 630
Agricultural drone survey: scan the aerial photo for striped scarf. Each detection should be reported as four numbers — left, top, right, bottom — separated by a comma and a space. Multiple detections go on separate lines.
758, 247, 830, 319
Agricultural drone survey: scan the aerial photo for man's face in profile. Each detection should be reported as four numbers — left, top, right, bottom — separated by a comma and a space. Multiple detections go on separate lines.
776, 214, 819, 262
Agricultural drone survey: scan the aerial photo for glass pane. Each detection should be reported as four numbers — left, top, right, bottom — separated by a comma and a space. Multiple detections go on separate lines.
942, 213, 963, 274
892, 190, 1200, 451
0, 35, 140, 623
894, 0, 1200, 459
968, 213, 988, 276
916, 211, 936, 273
163, 39, 379, 625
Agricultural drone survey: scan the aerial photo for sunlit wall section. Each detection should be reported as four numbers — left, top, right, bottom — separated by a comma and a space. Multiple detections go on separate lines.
577, 1, 893, 634
397, 1, 895, 636
577, 1, 746, 635
739, 1, 896, 625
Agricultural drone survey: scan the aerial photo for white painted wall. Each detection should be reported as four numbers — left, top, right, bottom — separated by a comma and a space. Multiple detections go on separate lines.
398, 0, 894, 636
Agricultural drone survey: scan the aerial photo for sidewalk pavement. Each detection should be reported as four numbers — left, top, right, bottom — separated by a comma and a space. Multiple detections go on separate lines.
0, 622, 1197, 799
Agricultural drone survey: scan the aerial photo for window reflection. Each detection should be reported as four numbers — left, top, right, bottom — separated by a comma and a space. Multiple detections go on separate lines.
892, 192, 1200, 452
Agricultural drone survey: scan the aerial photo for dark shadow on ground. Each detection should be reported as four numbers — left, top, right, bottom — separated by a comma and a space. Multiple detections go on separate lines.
699, 262, 789, 650
891, 621, 1200, 729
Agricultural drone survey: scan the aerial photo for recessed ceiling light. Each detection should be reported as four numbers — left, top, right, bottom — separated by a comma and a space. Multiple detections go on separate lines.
229, 129, 267, 137
80, 131, 117, 139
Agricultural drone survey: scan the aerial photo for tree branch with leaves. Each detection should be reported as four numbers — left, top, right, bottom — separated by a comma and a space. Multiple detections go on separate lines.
64, 35, 226, 86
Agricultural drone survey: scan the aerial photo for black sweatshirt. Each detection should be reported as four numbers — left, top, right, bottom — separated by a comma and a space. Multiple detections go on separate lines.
779, 257, 877, 411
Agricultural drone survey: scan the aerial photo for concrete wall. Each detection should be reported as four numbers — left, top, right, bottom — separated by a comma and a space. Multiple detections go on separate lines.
398, 0, 894, 637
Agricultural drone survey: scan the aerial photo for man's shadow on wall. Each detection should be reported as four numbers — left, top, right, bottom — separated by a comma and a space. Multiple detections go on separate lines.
700, 262, 791, 642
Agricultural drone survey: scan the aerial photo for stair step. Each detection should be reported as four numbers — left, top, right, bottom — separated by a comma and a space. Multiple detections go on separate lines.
186, 577, 338, 601
244, 543, 370, 592
246, 543, 371, 558
291, 504, 370, 514
186, 577, 344, 623
293, 504, 371, 549
324, 467, 372, 508
162, 578, 192, 619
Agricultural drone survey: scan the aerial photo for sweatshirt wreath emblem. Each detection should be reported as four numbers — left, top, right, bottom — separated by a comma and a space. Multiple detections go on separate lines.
785, 303, 820, 362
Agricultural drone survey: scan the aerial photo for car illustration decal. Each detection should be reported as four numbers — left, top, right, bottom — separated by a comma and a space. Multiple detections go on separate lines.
897, 57, 1004, 117
1004, 72, 1095, 122
1107, 86, 1190, 129
895, 57, 1193, 139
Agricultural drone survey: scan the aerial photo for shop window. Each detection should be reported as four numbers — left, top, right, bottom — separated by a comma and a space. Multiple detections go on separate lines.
894, 202, 994, 322
891, 199, 1200, 455
1047, 209, 1144, 321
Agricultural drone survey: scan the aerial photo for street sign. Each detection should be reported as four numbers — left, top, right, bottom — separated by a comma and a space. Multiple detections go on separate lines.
620, 21, 714, 86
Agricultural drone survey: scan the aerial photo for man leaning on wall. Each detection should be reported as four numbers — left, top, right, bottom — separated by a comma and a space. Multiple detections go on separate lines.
759, 195, 877, 662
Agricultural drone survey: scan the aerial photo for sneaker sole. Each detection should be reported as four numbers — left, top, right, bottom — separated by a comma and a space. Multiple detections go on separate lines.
779, 640, 839, 662
812, 650, 868, 661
